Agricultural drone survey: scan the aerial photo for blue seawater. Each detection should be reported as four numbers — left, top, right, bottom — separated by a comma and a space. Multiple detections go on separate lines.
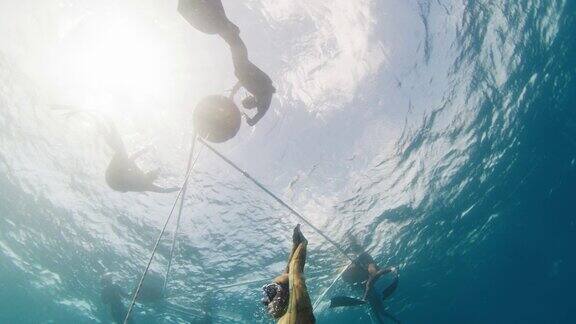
1, 0, 575, 323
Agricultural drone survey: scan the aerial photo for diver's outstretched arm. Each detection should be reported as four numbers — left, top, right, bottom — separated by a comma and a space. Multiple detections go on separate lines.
227, 33, 249, 65
284, 224, 307, 273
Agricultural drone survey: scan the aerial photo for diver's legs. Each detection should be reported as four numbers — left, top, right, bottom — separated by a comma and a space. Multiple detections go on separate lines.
178, 0, 231, 35
219, 21, 241, 45
225, 30, 248, 64
381, 272, 399, 301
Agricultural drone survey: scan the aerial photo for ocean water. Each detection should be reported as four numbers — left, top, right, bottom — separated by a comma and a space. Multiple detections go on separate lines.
1, 0, 575, 323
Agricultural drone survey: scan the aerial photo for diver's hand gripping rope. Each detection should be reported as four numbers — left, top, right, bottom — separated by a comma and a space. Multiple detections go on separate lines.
123, 136, 202, 324
197, 137, 354, 263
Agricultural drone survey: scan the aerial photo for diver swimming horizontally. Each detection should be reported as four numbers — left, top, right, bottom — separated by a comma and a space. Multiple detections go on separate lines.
331, 253, 400, 323
178, 0, 275, 126
262, 224, 316, 324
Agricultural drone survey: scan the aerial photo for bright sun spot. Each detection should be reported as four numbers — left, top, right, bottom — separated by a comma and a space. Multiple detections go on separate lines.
53, 13, 177, 112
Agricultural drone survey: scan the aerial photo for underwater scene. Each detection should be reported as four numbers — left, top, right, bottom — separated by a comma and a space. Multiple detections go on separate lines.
0, 0, 575, 323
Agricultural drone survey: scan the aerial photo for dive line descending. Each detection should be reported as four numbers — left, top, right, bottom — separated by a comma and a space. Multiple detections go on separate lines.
198, 138, 354, 263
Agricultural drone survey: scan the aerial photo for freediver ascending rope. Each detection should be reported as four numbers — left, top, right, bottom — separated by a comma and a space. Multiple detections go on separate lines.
178, 0, 276, 126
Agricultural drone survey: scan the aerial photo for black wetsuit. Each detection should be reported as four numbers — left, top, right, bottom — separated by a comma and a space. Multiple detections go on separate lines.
178, 0, 275, 126
178, 0, 235, 35
341, 253, 400, 324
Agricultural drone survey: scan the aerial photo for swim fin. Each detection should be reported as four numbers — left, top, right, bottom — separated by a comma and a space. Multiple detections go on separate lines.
330, 296, 367, 308
382, 276, 399, 300
375, 310, 402, 324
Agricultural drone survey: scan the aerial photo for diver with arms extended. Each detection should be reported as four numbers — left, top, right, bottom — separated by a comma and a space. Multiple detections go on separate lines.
262, 224, 315, 324
330, 252, 400, 323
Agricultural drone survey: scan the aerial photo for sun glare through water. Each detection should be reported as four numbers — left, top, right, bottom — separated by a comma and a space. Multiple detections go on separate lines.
50, 12, 182, 117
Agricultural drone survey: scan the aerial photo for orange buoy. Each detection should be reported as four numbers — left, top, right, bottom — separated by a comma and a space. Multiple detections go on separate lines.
193, 95, 241, 143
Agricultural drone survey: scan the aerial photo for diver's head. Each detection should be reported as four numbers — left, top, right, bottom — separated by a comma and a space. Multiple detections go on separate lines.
261, 282, 289, 318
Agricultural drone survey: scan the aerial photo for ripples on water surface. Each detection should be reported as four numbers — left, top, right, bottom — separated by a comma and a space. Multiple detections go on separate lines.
0, 0, 575, 323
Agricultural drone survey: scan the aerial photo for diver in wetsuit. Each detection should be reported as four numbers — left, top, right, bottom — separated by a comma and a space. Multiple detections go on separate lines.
101, 275, 132, 324
331, 253, 400, 324
178, 0, 276, 126
262, 224, 315, 324
52, 105, 178, 194
228, 38, 276, 127
103, 123, 179, 194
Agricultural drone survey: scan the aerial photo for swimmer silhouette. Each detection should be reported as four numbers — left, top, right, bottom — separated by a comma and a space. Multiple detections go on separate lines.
331, 253, 400, 324
178, 0, 239, 36
53, 105, 178, 193
178, 0, 275, 126
103, 122, 179, 194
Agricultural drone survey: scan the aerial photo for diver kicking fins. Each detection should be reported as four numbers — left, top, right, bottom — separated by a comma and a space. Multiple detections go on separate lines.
329, 296, 401, 324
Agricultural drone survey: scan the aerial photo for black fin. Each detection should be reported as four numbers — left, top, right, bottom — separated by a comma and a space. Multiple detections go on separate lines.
330, 296, 367, 308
